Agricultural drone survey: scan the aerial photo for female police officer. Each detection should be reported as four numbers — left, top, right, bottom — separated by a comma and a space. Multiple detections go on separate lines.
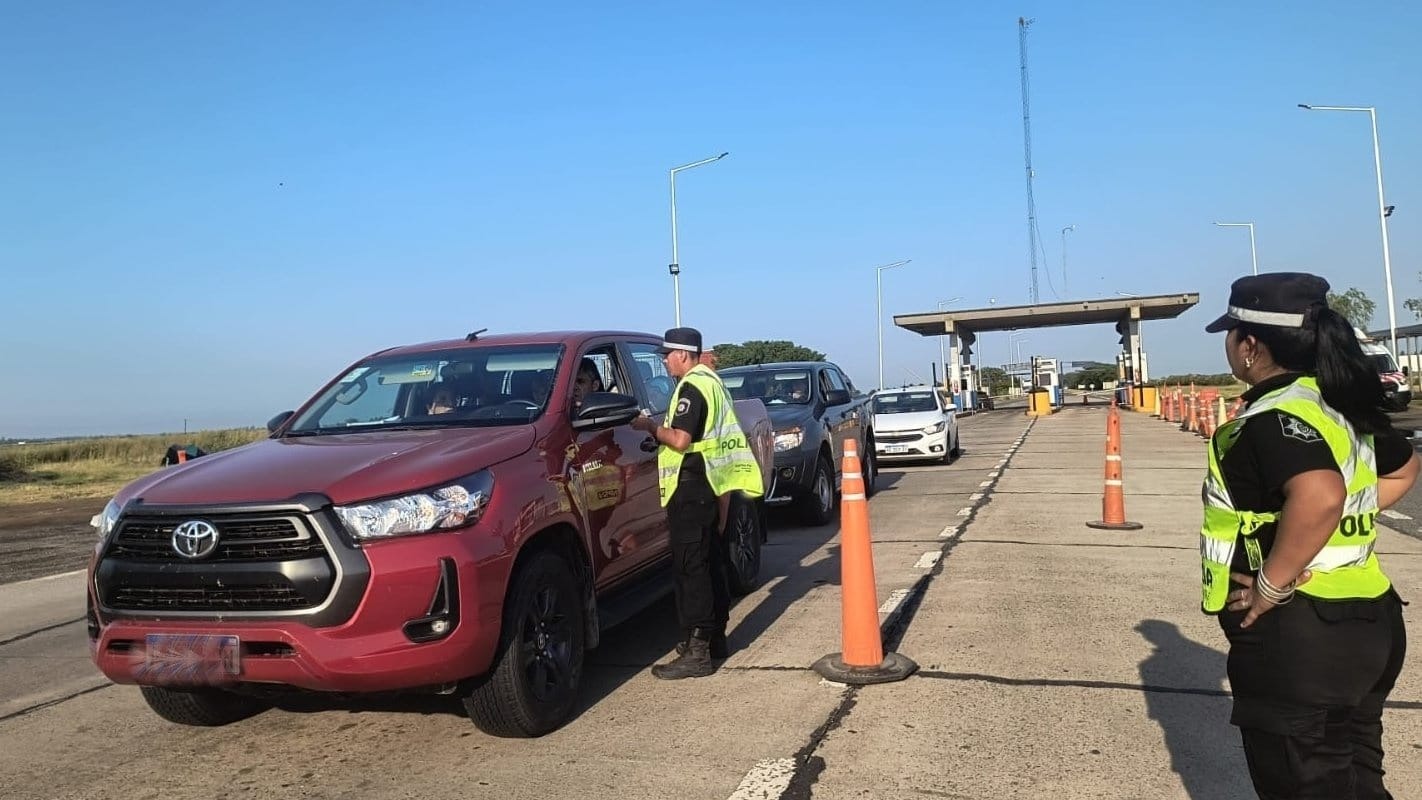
1202, 272, 1415, 798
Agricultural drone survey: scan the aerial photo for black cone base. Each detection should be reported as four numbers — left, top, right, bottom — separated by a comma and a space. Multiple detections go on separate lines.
812, 652, 918, 685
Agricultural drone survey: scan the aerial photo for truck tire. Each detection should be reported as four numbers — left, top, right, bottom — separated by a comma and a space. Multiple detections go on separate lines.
463, 550, 585, 738
863, 440, 879, 499
799, 456, 836, 527
139, 686, 268, 727
723, 494, 763, 596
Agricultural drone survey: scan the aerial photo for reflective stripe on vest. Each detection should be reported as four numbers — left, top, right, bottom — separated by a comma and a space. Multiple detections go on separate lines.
657, 365, 766, 506
1199, 376, 1390, 613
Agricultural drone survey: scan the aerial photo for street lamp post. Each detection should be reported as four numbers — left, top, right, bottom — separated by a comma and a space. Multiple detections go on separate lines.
1060, 225, 1075, 296
1213, 222, 1258, 276
936, 297, 963, 392
1299, 104, 1397, 355
875, 260, 911, 390
1008, 331, 1029, 389
668, 152, 729, 327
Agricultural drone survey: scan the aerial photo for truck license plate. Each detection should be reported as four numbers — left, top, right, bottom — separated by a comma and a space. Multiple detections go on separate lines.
137, 634, 241, 684
884, 445, 908, 454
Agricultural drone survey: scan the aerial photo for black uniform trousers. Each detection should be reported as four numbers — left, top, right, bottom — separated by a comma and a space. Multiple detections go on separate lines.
1221, 588, 1406, 799
667, 489, 729, 635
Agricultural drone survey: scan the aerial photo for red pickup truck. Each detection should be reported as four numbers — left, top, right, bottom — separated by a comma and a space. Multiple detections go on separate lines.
86, 330, 773, 737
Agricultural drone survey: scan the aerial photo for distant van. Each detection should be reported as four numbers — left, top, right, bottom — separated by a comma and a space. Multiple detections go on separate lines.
1355, 328, 1412, 412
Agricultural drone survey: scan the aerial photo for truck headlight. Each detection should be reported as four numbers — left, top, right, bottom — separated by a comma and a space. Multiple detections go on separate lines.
922, 421, 947, 435
91, 499, 121, 544
774, 427, 804, 452
336, 471, 493, 541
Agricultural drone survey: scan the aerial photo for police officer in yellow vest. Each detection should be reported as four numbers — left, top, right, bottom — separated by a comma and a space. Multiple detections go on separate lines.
630, 327, 764, 679
1202, 273, 1416, 799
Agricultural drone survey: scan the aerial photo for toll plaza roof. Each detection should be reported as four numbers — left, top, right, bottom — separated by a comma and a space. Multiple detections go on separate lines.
894, 293, 1200, 342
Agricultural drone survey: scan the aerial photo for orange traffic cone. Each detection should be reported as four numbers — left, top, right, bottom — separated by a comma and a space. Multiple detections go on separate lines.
812, 439, 918, 684
1087, 404, 1143, 531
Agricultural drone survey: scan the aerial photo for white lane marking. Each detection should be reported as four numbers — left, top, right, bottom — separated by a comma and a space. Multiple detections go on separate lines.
939, 524, 961, 539
988, 471, 1001, 478
969, 492, 984, 501
914, 551, 942, 569
979, 480, 993, 487
879, 588, 911, 615
957, 507, 972, 517
1381, 509, 1412, 520
818, 678, 848, 689
727, 758, 798, 800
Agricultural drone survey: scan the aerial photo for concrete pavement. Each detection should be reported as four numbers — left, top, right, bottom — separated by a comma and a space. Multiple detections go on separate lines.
0, 408, 1418, 799
805, 405, 1422, 799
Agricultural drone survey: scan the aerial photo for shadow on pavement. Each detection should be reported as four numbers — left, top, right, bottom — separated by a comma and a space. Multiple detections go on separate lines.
1136, 619, 1255, 800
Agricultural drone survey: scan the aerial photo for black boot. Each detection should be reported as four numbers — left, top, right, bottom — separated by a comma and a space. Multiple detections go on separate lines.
675, 626, 729, 659
653, 630, 716, 680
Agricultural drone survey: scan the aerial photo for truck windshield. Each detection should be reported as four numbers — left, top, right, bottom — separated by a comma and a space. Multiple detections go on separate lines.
287, 345, 563, 434
722, 369, 813, 405
873, 392, 938, 414
1368, 353, 1400, 374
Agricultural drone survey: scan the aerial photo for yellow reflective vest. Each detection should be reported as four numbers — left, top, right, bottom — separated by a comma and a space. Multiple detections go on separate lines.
1200, 376, 1390, 613
657, 365, 765, 506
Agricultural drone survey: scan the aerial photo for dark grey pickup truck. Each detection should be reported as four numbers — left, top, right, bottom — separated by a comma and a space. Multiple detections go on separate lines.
718, 361, 876, 525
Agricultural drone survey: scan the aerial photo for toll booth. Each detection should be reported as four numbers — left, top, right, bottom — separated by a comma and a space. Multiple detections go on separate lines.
956, 362, 980, 411
1032, 357, 1062, 406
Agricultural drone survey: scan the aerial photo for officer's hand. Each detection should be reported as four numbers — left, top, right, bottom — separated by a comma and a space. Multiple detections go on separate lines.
629, 414, 656, 433
1228, 569, 1312, 629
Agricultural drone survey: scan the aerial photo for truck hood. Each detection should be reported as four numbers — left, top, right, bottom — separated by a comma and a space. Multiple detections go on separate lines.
116, 427, 536, 508
874, 410, 946, 432
766, 404, 815, 430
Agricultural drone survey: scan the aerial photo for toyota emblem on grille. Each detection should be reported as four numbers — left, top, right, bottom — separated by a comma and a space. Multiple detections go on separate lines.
171, 520, 220, 559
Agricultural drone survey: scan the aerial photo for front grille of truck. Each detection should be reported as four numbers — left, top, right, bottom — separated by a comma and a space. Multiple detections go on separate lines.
110, 584, 310, 610
108, 517, 325, 562
99, 512, 339, 614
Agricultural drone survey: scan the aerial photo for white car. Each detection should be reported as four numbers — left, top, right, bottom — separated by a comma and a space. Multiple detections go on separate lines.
872, 386, 960, 463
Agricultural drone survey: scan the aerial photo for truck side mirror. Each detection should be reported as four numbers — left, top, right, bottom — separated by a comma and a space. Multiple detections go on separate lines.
824, 389, 850, 405
572, 393, 642, 431
1404, 365, 1411, 377
267, 410, 295, 433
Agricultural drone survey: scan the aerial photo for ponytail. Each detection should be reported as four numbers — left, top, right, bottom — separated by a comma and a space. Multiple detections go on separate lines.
1236, 304, 1393, 435
1310, 306, 1391, 435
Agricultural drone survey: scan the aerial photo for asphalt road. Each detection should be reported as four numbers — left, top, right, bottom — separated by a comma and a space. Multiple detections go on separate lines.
0, 413, 1033, 800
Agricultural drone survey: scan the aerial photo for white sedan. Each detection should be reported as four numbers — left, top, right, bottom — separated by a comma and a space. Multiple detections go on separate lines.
872, 386, 960, 463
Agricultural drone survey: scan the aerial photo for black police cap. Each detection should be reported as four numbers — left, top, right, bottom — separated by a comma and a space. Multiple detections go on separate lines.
1205, 272, 1331, 333
659, 327, 703, 355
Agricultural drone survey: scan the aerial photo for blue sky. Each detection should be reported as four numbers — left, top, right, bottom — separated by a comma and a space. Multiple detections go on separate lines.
1, 1, 1418, 438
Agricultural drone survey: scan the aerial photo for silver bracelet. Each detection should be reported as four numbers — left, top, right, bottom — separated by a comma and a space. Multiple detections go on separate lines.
1255, 567, 1296, 604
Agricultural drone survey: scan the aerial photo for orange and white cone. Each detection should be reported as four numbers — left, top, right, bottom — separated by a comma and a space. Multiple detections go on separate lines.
1087, 404, 1143, 531
812, 439, 918, 684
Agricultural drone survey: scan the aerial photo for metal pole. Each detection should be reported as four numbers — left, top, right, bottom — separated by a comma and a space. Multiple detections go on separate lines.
1060, 225, 1074, 296
1298, 104, 1398, 354
1213, 222, 1256, 276
669, 170, 680, 326
877, 267, 884, 390
1247, 223, 1258, 276
1368, 108, 1398, 356
875, 260, 910, 390
667, 152, 729, 328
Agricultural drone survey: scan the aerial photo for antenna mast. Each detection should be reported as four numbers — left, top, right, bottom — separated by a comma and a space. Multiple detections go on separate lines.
1018, 16, 1039, 304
